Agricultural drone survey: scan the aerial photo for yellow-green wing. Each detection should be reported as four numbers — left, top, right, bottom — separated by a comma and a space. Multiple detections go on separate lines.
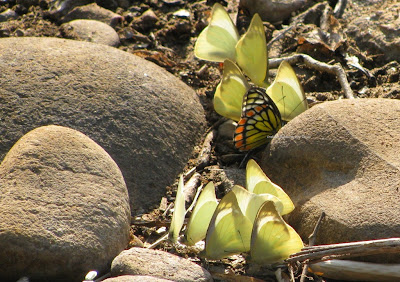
183, 182, 218, 246
168, 175, 186, 242
250, 201, 303, 264
214, 59, 250, 121
266, 61, 308, 122
194, 3, 239, 62
246, 159, 270, 193
246, 159, 294, 215
253, 181, 294, 215
235, 13, 268, 87
204, 190, 253, 259
231, 185, 283, 223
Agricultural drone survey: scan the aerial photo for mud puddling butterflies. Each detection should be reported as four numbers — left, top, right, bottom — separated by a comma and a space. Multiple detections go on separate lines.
234, 87, 282, 151
194, 3, 268, 87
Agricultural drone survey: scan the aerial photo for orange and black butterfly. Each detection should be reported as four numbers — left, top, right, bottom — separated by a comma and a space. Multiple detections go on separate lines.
233, 87, 282, 151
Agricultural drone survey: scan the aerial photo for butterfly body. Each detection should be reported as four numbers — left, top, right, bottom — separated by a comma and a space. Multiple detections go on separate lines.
234, 87, 282, 151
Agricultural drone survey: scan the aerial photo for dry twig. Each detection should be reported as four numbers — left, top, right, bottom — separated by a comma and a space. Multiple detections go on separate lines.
287, 238, 400, 263
269, 54, 354, 99
196, 129, 216, 170
299, 212, 325, 282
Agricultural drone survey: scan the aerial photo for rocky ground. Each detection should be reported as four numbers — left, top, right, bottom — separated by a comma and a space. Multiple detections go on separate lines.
1, 0, 399, 281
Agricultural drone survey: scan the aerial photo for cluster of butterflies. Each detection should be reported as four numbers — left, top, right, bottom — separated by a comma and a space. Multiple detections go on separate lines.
168, 160, 303, 263
167, 3, 308, 264
195, 3, 309, 151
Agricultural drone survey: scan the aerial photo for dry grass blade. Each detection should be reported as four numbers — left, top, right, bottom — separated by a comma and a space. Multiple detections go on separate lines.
299, 212, 325, 282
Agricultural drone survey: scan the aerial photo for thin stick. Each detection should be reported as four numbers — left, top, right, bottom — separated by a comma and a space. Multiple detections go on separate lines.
269, 54, 354, 99
147, 232, 169, 249
183, 172, 201, 204
185, 183, 204, 215
289, 263, 296, 282
196, 129, 216, 170
299, 212, 325, 282
333, 0, 347, 18
308, 212, 326, 247
287, 238, 400, 263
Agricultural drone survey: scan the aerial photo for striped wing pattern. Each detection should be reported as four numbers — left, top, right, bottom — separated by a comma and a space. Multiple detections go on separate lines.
234, 87, 282, 151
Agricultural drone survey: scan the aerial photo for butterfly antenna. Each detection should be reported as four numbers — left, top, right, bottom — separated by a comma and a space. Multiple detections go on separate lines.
278, 85, 308, 120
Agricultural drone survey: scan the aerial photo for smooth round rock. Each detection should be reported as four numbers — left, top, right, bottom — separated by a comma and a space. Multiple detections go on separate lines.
240, 0, 309, 23
103, 275, 173, 282
61, 3, 123, 26
0, 37, 206, 214
261, 98, 400, 261
111, 247, 213, 281
61, 19, 120, 46
0, 125, 130, 281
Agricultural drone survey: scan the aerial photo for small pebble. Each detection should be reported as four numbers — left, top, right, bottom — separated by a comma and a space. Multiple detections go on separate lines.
0, 8, 18, 22
173, 9, 190, 18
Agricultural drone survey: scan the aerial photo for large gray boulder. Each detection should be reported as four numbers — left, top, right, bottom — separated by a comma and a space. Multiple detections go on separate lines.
0, 125, 130, 281
0, 37, 206, 214
261, 99, 400, 260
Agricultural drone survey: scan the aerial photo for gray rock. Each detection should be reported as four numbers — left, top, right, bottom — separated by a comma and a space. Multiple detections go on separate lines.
103, 275, 173, 282
61, 19, 120, 46
261, 98, 400, 261
48, 0, 93, 17
111, 248, 213, 281
240, 0, 310, 23
0, 37, 206, 214
62, 3, 123, 27
132, 9, 159, 31
0, 8, 18, 22
217, 119, 235, 139
0, 125, 130, 281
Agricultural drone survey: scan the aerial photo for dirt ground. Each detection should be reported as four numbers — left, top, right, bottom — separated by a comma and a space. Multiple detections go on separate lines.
1, 0, 399, 281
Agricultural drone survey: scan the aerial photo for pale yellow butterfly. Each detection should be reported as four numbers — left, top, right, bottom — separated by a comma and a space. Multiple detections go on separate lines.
168, 175, 186, 242
183, 182, 218, 246
204, 185, 283, 259
250, 201, 303, 264
195, 4, 268, 87
235, 13, 269, 88
266, 61, 308, 122
203, 190, 252, 259
246, 159, 294, 215
214, 59, 250, 121
194, 3, 239, 62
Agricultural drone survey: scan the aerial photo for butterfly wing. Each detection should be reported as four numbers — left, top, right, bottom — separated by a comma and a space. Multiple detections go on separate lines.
267, 61, 308, 122
231, 185, 284, 223
250, 201, 303, 264
235, 13, 268, 88
194, 3, 239, 62
168, 175, 186, 242
214, 59, 250, 121
183, 182, 218, 246
246, 159, 294, 215
204, 190, 253, 259
234, 87, 282, 151
246, 159, 270, 193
